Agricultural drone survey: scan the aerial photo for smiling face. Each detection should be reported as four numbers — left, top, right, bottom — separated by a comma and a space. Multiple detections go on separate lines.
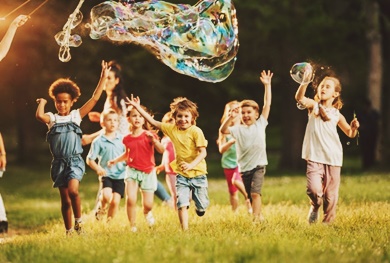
175, 109, 193, 130
240, 106, 259, 126
105, 71, 120, 93
54, 93, 75, 116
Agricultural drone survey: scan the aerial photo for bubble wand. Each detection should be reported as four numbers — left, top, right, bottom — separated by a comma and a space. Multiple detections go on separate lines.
0, 0, 31, 21
27, 0, 50, 16
354, 110, 359, 146
55, 0, 85, 62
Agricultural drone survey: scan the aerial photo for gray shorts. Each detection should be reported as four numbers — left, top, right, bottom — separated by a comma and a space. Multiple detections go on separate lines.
241, 165, 265, 196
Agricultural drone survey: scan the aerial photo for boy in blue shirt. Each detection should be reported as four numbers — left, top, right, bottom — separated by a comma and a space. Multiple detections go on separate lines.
87, 109, 126, 221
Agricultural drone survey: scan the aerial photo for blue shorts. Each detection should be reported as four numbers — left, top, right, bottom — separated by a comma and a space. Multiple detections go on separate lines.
125, 167, 157, 192
50, 155, 85, 188
176, 174, 209, 212
102, 177, 125, 198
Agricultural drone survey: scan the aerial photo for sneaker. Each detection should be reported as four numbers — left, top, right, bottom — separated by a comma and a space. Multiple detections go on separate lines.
145, 211, 155, 226
195, 210, 205, 217
253, 214, 265, 224
66, 229, 74, 237
245, 199, 253, 214
74, 221, 84, 234
130, 226, 137, 233
0, 221, 8, 234
95, 208, 107, 221
308, 207, 319, 224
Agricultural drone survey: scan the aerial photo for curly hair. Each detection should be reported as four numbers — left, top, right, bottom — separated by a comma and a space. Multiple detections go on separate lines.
48, 78, 81, 101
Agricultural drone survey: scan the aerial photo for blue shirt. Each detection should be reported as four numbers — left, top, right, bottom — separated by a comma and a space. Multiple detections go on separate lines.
87, 132, 126, 180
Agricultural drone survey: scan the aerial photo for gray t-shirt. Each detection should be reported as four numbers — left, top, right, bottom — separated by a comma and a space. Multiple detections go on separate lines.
229, 116, 268, 172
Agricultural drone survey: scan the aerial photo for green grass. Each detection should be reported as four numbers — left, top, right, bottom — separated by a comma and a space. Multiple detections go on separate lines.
0, 161, 389, 263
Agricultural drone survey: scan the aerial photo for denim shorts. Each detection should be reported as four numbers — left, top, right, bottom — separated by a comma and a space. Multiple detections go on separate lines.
50, 155, 85, 188
176, 174, 209, 212
125, 167, 157, 192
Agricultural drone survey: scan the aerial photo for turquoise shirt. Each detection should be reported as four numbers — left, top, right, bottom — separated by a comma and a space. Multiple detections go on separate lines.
87, 132, 126, 180
221, 134, 238, 169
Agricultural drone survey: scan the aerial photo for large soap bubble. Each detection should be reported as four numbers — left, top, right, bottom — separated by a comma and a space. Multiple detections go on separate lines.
290, 62, 314, 84
87, 0, 239, 83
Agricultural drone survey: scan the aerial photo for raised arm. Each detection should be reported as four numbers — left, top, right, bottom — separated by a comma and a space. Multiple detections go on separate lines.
0, 15, 29, 61
260, 70, 273, 120
126, 95, 162, 129
79, 60, 110, 118
219, 105, 239, 135
295, 71, 315, 110
35, 98, 51, 124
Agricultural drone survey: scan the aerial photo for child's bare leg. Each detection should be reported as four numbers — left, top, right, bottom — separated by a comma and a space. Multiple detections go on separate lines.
251, 193, 262, 221
178, 206, 189, 230
107, 192, 121, 220
229, 192, 239, 211
68, 179, 81, 219
59, 187, 72, 230
126, 180, 138, 227
142, 191, 154, 215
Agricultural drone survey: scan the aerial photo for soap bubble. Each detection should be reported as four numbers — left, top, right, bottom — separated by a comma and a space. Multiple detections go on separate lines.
290, 62, 314, 84
87, 0, 239, 83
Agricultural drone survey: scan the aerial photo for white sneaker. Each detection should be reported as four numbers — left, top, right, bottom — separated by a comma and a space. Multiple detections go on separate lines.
130, 226, 137, 233
308, 206, 319, 224
145, 211, 155, 226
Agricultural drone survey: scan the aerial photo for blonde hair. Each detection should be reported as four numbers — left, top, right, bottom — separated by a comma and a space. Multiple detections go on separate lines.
100, 109, 118, 123
240, 100, 259, 112
220, 100, 239, 124
314, 76, 343, 121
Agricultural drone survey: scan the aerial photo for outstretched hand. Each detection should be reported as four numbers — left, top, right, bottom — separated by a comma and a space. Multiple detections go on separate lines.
259, 70, 273, 86
125, 94, 141, 108
100, 60, 111, 79
12, 15, 29, 28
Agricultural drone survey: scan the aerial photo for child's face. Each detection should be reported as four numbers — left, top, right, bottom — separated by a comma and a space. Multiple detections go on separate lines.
175, 109, 193, 130
54, 93, 75, 116
241, 106, 259, 126
318, 78, 339, 101
102, 113, 119, 133
104, 71, 119, 92
127, 109, 145, 129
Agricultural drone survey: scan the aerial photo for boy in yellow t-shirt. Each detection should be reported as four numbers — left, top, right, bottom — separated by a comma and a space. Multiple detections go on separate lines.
127, 96, 209, 231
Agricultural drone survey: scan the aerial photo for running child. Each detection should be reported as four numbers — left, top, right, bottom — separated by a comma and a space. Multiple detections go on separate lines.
35, 60, 110, 235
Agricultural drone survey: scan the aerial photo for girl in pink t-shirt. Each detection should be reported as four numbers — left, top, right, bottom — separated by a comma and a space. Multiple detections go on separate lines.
109, 105, 164, 232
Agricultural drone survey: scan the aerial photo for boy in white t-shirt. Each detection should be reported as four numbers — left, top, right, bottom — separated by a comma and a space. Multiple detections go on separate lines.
219, 70, 273, 222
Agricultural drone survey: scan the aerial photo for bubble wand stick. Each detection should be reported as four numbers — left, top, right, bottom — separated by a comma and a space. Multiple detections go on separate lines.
354, 110, 359, 146
0, 0, 31, 21
27, 0, 50, 16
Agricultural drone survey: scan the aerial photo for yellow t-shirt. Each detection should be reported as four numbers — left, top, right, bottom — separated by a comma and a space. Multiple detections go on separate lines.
161, 123, 208, 178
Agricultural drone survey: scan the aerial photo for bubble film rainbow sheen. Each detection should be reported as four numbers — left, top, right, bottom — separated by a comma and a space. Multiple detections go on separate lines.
87, 0, 239, 82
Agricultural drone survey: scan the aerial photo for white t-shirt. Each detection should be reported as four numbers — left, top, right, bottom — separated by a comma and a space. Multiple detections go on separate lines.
46, 110, 82, 129
229, 116, 268, 172
302, 103, 343, 166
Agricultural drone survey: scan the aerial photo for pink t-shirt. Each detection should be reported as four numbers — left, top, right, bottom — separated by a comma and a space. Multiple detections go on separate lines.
123, 131, 158, 173
161, 136, 175, 174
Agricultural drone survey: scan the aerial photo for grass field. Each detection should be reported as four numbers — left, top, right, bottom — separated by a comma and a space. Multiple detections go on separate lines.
0, 160, 389, 263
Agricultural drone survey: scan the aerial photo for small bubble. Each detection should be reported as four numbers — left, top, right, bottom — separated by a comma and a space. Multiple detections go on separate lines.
346, 142, 350, 145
